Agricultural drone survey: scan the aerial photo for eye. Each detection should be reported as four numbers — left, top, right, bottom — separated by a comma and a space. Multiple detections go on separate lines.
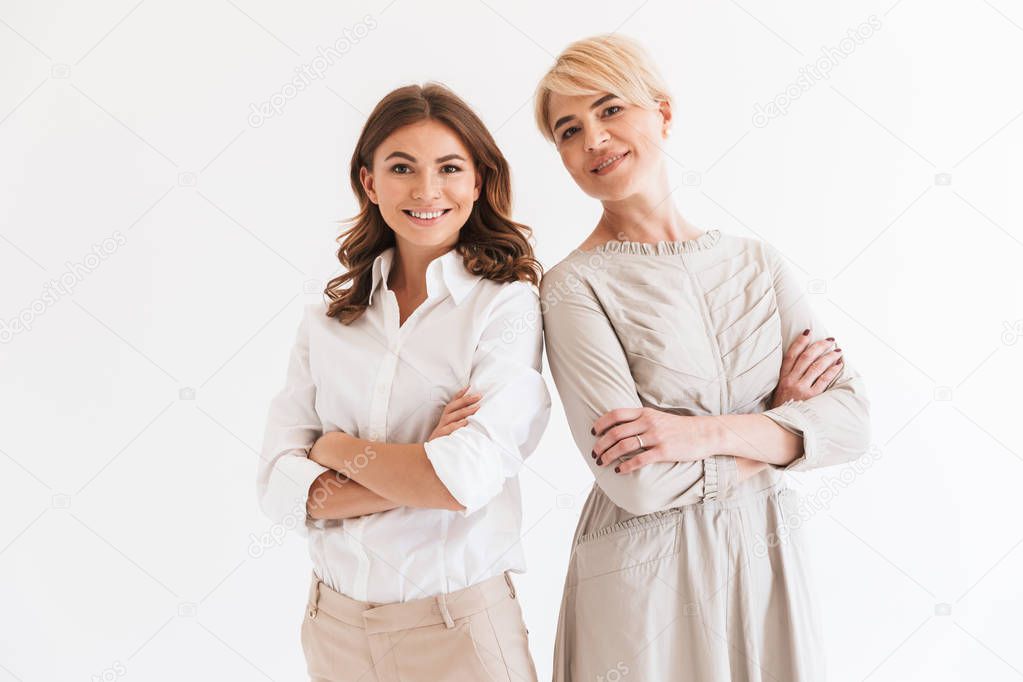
561, 125, 580, 141
390, 164, 412, 174
441, 165, 462, 174
603, 105, 622, 117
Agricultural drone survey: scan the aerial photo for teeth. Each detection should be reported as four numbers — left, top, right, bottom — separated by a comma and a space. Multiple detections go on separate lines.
408, 210, 445, 219
596, 153, 624, 171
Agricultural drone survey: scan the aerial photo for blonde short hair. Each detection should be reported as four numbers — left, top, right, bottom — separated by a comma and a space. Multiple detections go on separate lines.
534, 34, 673, 142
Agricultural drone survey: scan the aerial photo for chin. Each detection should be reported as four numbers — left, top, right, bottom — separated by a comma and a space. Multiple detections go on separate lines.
400, 233, 449, 247
395, 228, 462, 248
576, 169, 639, 202
584, 181, 634, 202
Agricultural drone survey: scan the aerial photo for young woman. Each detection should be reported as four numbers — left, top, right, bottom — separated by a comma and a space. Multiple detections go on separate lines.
534, 36, 871, 680
257, 83, 549, 682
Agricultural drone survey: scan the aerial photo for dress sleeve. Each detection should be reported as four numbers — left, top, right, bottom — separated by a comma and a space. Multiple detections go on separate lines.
540, 263, 739, 516
255, 306, 330, 535
423, 282, 552, 516
759, 243, 872, 471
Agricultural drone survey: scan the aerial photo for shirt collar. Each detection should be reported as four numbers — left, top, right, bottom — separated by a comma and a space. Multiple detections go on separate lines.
368, 247, 482, 305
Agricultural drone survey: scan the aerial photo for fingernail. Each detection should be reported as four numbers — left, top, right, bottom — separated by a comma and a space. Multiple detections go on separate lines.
802, 329, 810, 336
614, 466, 621, 473
591, 450, 597, 459
590, 427, 595, 435
835, 347, 842, 352
826, 337, 835, 341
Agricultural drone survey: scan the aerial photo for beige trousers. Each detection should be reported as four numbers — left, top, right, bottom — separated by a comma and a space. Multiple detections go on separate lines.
300, 571, 538, 682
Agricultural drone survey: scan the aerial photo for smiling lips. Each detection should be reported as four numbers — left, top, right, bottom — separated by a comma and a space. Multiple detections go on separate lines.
402, 208, 451, 225
590, 150, 630, 175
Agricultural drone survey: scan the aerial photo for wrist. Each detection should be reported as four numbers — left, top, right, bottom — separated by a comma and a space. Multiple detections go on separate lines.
698, 416, 731, 458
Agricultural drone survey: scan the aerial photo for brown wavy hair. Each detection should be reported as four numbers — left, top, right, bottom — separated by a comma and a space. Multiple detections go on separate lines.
325, 83, 541, 324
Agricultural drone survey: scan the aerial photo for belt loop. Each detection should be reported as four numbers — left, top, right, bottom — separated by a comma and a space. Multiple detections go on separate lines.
308, 574, 320, 619
503, 571, 516, 599
436, 592, 455, 629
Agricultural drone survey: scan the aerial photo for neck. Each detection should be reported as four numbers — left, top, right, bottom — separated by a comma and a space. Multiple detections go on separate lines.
388, 235, 457, 297
594, 170, 703, 244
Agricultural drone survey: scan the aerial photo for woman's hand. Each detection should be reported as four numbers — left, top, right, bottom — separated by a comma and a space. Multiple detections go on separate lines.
771, 329, 843, 408
591, 407, 719, 474
428, 386, 482, 441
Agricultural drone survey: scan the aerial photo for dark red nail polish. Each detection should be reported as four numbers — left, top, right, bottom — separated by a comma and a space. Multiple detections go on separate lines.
802, 329, 810, 336
835, 347, 842, 352
614, 466, 621, 473
590, 427, 595, 435
826, 337, 834, 341
591, 450, 596, 459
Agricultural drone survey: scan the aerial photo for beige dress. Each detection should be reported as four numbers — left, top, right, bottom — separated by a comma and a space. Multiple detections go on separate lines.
540, 229, 871, 681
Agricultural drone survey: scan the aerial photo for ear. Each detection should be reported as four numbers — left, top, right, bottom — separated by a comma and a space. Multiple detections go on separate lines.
473, 169, 482, 202
658, 99, 673, 138
359, 166, 378, 204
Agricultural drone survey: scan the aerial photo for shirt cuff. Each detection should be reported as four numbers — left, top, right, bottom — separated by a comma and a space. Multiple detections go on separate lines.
423, 437, 503, 517
274, 453, 331, 533
703, 455, 738, 502
760, 399, 826, 471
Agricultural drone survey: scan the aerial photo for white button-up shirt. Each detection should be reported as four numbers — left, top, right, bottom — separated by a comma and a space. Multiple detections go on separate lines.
256, 246, 551, 603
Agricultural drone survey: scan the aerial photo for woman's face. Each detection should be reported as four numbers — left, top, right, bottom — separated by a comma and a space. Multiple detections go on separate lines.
547, 92, 670, 202
361, 119, 481, 249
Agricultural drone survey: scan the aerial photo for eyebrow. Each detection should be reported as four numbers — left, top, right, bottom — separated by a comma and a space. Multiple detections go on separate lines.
383, 151, 467, 163
552, 94, 619, 134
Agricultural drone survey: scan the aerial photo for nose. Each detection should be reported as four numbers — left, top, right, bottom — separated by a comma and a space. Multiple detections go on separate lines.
584, 123, 610, 152
412, 170, 442, 201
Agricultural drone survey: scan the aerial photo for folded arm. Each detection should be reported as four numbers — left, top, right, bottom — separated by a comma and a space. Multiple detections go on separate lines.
306, 470, 401, 520
756, 243, 872, 470
256, 307, 341, 534
626, 243, 870, 473
308, 434, 464, 511
311, 281, 551, 517
257, 307, 425, 526
541, 266, 746, 516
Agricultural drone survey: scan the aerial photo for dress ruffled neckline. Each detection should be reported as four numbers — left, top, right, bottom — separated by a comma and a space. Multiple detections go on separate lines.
580, 229, 722, 256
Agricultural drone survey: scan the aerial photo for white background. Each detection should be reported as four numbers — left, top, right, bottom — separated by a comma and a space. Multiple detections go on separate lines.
2, 0, 1022, 680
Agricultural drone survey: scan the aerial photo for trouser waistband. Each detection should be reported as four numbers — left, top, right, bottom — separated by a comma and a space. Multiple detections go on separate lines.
306, 571, 517, 634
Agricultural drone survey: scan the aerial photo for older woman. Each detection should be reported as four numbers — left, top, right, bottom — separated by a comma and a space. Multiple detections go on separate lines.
535, 35, 870, 680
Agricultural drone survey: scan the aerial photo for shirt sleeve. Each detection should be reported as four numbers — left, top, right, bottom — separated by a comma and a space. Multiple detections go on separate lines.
423, 281, 552, 517
255, 306, 330, 535
540, 263, 739, 517
758, 242, 872, 471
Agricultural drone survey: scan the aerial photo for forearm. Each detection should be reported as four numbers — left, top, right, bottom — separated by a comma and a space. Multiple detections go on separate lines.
306, 471, 400, 520
708, 413, 803, 467
311, 432, 464, 511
